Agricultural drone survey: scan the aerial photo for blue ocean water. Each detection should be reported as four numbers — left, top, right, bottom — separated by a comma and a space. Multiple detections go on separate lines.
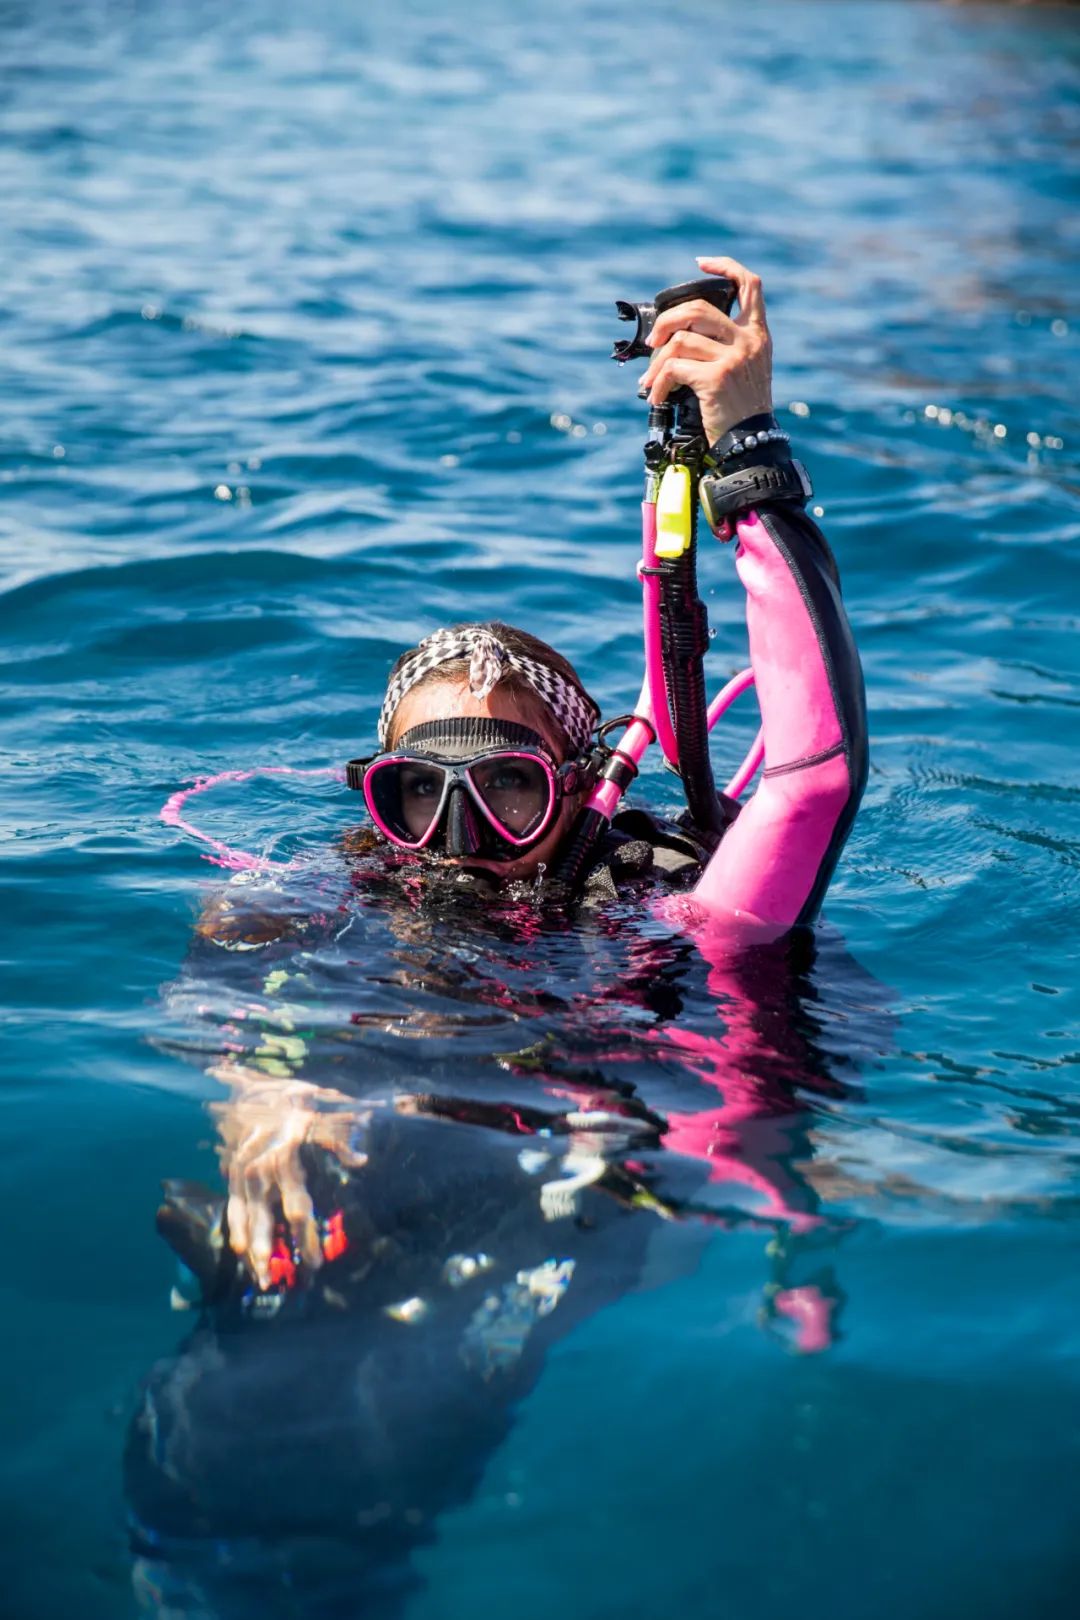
2, 1, 1079, 1616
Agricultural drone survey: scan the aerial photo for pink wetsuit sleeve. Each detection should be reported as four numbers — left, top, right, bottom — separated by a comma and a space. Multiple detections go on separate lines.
691, 505, 867, 931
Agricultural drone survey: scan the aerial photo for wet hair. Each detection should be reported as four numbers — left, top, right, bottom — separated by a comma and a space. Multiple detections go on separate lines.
384, 620, 597, 760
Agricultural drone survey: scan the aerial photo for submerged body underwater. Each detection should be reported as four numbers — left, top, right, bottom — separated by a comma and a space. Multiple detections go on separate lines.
128, 864, 893, 1617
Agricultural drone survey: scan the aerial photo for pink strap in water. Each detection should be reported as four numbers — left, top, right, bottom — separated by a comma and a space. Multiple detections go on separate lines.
161, 766, 346, 873
708, 667, 764, 799
773, 1286, 835, 1354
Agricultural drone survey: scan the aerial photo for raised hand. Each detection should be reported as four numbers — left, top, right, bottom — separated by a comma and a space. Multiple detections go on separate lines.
638, 254, 774, 444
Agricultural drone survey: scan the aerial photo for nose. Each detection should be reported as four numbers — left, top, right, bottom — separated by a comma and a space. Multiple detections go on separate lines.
443, 782, 483, 856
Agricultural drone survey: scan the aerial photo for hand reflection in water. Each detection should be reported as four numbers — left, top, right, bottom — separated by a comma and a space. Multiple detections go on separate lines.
209, 1061, 374, 1290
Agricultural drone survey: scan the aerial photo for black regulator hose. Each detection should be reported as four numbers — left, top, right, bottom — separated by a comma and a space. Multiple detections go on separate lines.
552, 273, 741, 894
551, 805, 607, 894
659, 466, 729, 841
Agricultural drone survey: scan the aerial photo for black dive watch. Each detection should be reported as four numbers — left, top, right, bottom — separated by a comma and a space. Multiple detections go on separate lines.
699, 457, 812, 532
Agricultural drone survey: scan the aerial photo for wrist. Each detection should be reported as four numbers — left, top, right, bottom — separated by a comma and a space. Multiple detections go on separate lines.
699, 412, 814, 534
707, 412, 787, 468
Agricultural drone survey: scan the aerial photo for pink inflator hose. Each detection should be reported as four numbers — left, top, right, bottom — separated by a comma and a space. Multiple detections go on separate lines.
161, 766, 345, 872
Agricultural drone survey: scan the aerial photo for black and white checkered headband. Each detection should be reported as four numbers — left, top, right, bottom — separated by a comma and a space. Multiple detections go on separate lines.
378, 627, 600, 757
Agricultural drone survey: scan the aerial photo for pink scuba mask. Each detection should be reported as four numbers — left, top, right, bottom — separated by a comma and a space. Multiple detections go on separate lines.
346, 719, 595, 861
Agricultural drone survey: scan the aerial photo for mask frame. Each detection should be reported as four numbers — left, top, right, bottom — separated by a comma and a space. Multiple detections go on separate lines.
346, 718, 594, 861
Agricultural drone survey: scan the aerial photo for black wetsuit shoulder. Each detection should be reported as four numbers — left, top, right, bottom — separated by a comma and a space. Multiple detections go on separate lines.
577, 806, 714, 907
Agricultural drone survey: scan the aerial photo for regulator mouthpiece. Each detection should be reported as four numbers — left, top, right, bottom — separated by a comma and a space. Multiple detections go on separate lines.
612, 275, 737, 363
613, 298, 658, 363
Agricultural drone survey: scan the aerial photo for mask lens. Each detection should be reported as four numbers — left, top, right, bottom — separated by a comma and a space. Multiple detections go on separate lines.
366, 759, 447, 845
468, 755, 552, 840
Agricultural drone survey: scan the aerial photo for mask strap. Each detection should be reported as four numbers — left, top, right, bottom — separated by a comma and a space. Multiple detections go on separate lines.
395, 717, 552, 757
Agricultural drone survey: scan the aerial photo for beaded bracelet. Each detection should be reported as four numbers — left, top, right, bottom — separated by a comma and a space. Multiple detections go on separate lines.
708, 413, 790, 467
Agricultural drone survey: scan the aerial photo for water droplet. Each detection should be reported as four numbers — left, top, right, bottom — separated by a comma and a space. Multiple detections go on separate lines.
550, 412, 571, 431
1045, 435, 1064, 451
438, 453, 459, 467
1026, 431, 1042, 449
938, 408, 953, 427
506, 430, 522, 443
592, 421, 607, 436
993, 424, 1007, 440
1016, 309, 1032, 327
141, 304, 160, 321
812, 505, 825, 517
214, 484, 233, 501
1051, 318, 1068, 337
789, 401, 810, 418
571, 423, 587, 438
924, 404, 940, 420
246, 455, 262, 471
52, 444, 65, 459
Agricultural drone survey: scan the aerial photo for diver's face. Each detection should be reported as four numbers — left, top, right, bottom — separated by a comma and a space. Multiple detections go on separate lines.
388, 678, 579, 879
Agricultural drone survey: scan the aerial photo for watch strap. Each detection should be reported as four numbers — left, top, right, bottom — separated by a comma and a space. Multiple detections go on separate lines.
699, 459, 812, 532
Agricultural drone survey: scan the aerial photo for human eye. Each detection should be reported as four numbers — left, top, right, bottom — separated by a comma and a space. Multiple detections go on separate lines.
490, 765, 530, 792
400, 766, 440, 800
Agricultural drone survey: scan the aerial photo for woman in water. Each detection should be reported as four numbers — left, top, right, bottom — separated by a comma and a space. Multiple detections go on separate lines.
344, 252, 865, 927
129, 256, 875, 1612
193, 251, 867, 1286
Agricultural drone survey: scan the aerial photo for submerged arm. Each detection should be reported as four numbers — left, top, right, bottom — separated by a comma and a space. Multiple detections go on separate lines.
690, 504, 867, 931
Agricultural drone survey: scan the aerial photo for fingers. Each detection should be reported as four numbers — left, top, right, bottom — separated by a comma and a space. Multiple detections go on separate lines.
227, 1191, 249, 1258
247, 1171, 275, 1291
648, 298, 737, 352
280, 1172, 322, 1273
314, 1110, 371, 1169
214, 1082, 375, 1291
219, 1107, 299, 1284
232, 1143, 306, 1289
644, 355, 713, 408
639, 328, 723, 391
695, 255, 767, 329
